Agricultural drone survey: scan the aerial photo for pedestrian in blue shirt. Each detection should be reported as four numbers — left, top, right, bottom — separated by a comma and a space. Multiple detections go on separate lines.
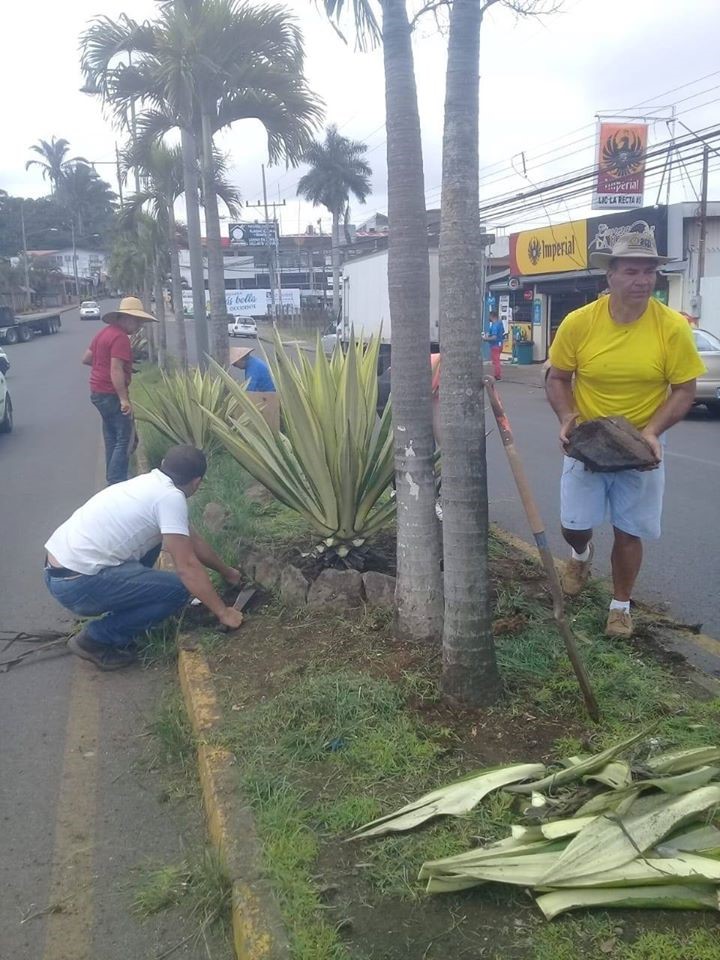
229, 347, 276, 392
483, 310, 506, 380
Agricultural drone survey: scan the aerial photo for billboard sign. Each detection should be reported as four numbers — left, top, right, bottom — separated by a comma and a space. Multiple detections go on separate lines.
228, 222, 278, 246
182, 288, 301, 317
510, 220, 588, 276
587, 205, 668, 261
592, 121, 648, 210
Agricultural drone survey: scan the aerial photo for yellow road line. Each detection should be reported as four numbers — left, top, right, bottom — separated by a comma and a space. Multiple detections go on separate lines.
41, 664, 100, 960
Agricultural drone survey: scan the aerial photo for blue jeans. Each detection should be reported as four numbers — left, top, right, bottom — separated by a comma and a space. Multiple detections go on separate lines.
45, 548, 189, 649
91, 392, 133, 485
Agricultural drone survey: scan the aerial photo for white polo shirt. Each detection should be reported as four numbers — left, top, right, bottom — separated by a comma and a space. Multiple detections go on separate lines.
45, 469, 190, 575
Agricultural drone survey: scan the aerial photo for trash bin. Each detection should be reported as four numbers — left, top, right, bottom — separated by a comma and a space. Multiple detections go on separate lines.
515, 341, 534, 365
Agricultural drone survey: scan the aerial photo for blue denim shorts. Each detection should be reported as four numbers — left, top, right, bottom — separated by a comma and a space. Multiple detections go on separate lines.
560, 455, 665, 540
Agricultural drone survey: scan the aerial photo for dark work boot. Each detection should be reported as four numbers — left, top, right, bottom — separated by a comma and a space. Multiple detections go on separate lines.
67, 631, 138, 671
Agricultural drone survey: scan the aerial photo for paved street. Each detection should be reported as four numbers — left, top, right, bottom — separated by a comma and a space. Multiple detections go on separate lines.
0, 303, 226, 960
486, 375, 720, 637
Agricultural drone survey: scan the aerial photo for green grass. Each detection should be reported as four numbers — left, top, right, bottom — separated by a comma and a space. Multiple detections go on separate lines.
146, 691, 195, 777
133, 862, 190, 916
132, 849, 231, 933
217, 669, 469, 955
529, 919, 720, 960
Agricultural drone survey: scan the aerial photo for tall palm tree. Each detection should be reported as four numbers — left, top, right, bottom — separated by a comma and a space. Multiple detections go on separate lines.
80, 0, 323, 368
297, 125, 372, 315
124, 141, 242, 368
81, 12, 211, 368
25, 137, 88, 193
321, 0, 443, 642
438, 0, 500, 705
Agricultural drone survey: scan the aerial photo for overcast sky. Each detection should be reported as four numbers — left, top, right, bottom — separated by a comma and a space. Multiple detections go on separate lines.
2, 0, 718, 240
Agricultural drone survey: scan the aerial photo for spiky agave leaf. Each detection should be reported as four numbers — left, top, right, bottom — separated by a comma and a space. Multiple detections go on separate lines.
201, 333, 395, 549
350, 764, 546, 840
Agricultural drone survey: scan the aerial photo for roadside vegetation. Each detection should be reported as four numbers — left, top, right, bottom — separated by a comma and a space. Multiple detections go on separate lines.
132, 376, 720, 958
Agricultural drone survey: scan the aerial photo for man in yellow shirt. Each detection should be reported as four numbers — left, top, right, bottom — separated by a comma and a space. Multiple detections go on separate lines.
546, 231, 705, 639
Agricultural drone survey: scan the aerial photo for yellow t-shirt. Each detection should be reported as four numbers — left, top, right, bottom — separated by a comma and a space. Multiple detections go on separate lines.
548, 297, 706, 429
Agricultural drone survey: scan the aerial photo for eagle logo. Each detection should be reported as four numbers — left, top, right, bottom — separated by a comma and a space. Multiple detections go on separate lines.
601, 130, 645, 179
527, 237, 542, 265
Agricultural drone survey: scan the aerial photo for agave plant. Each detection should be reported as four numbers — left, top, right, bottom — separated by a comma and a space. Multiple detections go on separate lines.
133, 367, 234, 454
202, 332, 395, 557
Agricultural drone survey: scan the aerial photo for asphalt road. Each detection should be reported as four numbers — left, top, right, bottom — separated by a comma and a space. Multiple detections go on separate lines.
486, 379, 720, 637
0, 302, 227, 960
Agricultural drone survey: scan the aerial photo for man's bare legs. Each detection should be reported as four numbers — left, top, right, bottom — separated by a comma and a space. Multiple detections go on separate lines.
610, 527, 642, 603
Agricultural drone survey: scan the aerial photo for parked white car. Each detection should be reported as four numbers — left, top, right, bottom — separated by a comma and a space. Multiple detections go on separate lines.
80, 300, 101, 320
0, 347, 9, 376
0, 363, 12, 434
228, 317, 258, 338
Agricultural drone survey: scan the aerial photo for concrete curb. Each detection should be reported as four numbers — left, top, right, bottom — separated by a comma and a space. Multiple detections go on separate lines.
177, 642, 290, 960
491, 523, 720, 695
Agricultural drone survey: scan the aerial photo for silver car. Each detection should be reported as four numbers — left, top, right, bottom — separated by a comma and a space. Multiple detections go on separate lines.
79, 300, 101, 320
693, 328, 720, 417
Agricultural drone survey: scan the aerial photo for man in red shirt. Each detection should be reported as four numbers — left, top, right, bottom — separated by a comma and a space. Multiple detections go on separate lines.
82, 297, 158, 484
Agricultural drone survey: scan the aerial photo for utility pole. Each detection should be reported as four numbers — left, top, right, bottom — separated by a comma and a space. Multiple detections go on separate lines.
261, 164, 277, 322
20, 200, 31, 309
696, 144, 709, 317
115, 142, 124, 210
71, 218, 79, 300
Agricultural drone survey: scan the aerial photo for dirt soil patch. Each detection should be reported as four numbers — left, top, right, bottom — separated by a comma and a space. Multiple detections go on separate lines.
187, 537, 720, 960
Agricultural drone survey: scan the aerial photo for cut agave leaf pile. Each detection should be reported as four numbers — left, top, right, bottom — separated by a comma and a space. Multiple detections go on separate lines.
352, 736, 720, 921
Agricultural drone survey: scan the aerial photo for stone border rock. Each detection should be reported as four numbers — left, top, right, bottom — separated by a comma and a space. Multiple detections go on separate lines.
177, 642, 290, 959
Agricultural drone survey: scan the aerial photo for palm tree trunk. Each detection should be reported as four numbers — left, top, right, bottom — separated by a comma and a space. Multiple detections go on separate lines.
438, 0, 500, 704
154, 273, 167, 371
143, 275, 157, 365
331, 209, 341, 316
381, 0, 443, 641
200, 111, 230, 367
180, 126, 209, 371
166, 202, 188, 368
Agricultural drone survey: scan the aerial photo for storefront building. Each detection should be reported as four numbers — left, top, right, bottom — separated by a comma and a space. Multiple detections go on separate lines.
491, 206, 672, 361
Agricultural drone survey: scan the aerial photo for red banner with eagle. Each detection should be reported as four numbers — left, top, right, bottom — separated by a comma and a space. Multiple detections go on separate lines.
592, 122, 648, 210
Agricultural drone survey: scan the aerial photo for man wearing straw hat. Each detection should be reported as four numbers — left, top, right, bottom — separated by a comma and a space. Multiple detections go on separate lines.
546, 230, 705, 639
82, 296, 158, 485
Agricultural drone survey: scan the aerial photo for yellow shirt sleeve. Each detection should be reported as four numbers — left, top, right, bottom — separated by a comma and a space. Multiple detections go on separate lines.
548, 311, 579, 371
664, 319, 707, 384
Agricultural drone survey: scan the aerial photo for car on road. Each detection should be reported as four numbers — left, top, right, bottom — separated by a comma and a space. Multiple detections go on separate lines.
79, 300, 101, 320
0, 362, 12, 434
228, 317, 258, 338
694, 327, 720, 417
0, 347, 9, 376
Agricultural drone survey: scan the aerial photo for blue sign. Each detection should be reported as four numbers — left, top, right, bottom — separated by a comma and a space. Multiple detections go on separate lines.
532, 298, 542, 325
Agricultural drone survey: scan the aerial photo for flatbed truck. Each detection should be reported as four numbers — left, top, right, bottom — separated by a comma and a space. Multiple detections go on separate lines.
0, 306, 63, 344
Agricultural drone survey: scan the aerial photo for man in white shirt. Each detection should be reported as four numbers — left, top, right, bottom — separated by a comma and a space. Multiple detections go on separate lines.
45, 445, 244, 670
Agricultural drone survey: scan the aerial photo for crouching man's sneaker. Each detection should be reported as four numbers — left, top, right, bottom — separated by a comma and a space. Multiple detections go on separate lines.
605, 609, 633, 639
67, 631, 137, 671
560, 543, 594, 597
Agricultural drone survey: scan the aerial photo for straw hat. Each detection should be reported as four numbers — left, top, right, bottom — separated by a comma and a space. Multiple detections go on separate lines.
229, 346, 255, 367
589, 230, 672, 269
102, 296, 158, 324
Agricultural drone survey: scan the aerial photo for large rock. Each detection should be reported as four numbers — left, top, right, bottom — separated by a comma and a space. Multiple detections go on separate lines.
307, 568, 363, 611
362, 571, 396, 608
280, 565, 309, 608
202, 501, 230, 534
566, 417, 658, 472
244, 482, 274, 506
253, 555, 283, 590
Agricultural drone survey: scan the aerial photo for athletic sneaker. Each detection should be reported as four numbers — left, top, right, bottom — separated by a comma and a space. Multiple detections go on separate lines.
560, 543, 594, 597
605, 609, 633, 639
67, 631, 137, 671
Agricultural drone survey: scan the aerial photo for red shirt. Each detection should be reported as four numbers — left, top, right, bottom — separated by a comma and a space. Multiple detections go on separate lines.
89, 325, 133, 394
